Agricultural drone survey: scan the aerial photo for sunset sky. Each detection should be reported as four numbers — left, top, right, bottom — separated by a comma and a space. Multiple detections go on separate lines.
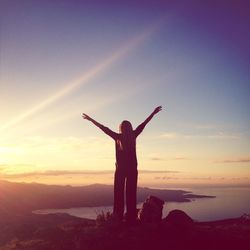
1, 0, 249, 187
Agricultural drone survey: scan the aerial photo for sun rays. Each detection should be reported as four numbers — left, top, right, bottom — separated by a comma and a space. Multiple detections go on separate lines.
0, 18, 164, 132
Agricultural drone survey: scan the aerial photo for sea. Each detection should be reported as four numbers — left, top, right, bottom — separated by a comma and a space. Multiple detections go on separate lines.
34, 186, 250, 222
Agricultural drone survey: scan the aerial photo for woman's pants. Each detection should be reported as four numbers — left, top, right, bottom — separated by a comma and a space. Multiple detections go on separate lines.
113, 169, 138, 221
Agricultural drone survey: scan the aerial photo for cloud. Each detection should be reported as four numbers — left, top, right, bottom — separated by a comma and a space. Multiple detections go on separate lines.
160, 132, 240, 140
0, 164, 36, 174
193, 124, 218, 130
0, 164, 35, 168
1, 170, 113, 178
160, 133, 180, 139
174, 157, 189, 160
1, 169, 179, 179
186, 177, 212, 180
139, 170, 179, 174
231, 177, 249, 180
0, 136, 114, 154
206, 133, 240, 140
215, 157, 250, 163
154, 176, 179, 180
150, 157, 164, 161
150, 156, 189, 161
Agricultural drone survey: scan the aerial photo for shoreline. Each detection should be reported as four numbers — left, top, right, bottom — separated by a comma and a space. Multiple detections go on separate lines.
32, 209, 248, 223
0, 180, 215, 213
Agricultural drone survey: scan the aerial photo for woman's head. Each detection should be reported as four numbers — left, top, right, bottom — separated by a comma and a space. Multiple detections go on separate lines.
119, 120, 133, 134
118, 120, 135, 151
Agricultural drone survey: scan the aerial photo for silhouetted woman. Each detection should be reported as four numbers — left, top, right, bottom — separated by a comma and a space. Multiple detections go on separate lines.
82, 106, 162, 222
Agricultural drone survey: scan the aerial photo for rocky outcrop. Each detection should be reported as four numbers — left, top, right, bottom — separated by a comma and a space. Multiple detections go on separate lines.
138, 195, 164, 223
165, 209, 193, 226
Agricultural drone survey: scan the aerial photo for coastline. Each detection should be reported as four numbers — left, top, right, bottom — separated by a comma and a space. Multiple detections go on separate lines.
0, 180, 215, 213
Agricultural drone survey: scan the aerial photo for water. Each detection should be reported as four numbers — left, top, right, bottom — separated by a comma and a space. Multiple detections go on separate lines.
163, 186, 250, 221
34, 186, 250, 222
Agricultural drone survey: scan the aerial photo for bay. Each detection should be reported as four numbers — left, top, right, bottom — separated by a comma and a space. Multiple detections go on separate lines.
34, 186, 250, 222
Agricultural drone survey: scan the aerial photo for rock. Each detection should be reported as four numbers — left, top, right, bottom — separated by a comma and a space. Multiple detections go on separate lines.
240, 213, 250, 224
241, 213, 250, 221
165, 209, 193, 226
138, 196, 164, 223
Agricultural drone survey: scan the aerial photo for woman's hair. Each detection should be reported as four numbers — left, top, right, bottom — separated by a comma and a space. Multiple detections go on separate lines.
118, 120, 135, 151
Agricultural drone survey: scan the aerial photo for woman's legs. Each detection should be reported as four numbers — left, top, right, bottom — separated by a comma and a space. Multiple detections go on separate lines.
126, 170, 138, 222
113, 169, 126, 220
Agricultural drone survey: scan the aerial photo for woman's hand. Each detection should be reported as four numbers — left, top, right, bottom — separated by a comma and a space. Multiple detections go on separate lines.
82, 113, 91, 121
153, 106, 162, 115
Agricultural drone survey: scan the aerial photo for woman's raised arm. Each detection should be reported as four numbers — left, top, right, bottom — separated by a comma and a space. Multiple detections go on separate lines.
134, 106, 162, 137
82, 113, 118, 140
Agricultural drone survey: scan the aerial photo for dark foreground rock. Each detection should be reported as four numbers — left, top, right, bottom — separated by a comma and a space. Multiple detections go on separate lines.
165, 209, 193, 226
1, 212, 250, 250
138, 196, 164, 223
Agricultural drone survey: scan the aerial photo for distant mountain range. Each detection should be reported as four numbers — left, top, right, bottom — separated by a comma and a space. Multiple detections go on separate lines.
0, 180, 214, 215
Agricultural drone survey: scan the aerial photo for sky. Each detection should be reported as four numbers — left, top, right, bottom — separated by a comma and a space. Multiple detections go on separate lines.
0, 0, 250, 187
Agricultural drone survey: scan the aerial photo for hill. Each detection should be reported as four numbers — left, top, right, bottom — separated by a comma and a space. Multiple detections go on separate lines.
0, 212, 249, 250
0, 180, 214, 215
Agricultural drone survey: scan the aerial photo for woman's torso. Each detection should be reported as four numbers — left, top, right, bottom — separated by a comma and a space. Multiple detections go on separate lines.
115, 132, 137, 172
